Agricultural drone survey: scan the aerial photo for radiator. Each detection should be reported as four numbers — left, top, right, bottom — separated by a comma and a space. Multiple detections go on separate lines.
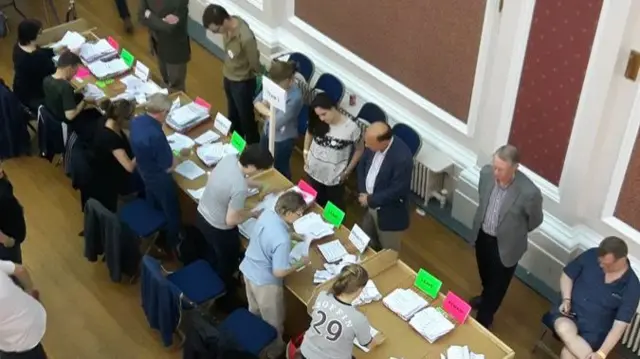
622, 314, 640, 354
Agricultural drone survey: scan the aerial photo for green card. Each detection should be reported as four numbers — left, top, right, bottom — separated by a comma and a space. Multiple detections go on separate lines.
230, 131, 246, 153
120, 48, 135, 67
95, 80, 106, 88
414, 268, 442, 298
322, 201, 345, 227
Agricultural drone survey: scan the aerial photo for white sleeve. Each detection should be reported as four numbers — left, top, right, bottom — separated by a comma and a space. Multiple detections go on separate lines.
0, 260, 16, 275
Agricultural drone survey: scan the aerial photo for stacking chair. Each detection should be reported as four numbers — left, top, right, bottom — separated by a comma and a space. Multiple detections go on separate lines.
356, 102, 387, 125
392, 123, 422, 157
287, 52, 315, 82
532, 311, 561, 358
118, 198, 166, 255
313, 73, 345, 104
219, 308, 278, 357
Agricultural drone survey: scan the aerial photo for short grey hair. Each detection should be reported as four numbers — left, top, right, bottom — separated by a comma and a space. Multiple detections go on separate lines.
275, 191, 306, 215
494, 145, 520, 165
145, 93, 172, 114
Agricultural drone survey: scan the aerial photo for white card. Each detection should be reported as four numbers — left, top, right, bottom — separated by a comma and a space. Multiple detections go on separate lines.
134, 61, 150, 80
349, 224, 371, 253
214, 112, 232, 136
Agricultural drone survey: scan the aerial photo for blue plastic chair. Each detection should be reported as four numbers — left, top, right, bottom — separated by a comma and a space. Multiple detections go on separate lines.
287, 52, 315, 82
219, 308, 278, 357
167, 260, 226, 305
356, 102, 387, 125
532, 311, 560, 356
118, 198, 166, 238
392, 123, 421, 157
313, 73, 345, 104
297, 104, 310, 135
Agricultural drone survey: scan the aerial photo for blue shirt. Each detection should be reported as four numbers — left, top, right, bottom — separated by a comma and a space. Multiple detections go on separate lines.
129, 114, 173, 183
254, 83, 303, 142
565, 248, 640, 343
239, 210, 291, 286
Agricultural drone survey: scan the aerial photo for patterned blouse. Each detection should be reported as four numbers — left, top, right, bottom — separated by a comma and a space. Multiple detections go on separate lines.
305, 117, 362, 186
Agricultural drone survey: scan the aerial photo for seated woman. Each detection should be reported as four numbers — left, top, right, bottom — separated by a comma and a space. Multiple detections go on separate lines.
253, 60, 303, 179
300, 264, 384, 359
85, 99, 137, 212
42, 51, 101, 144
12, 19, 57, 112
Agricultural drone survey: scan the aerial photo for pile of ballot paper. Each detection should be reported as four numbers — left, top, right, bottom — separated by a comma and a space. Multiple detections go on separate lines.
52, 31, 86, 52
196, 143, 239, 166
113, 75, 167, 104
442, 345, 485, 359
167, 102, 210, 132
313, 254, 359, 284
352, 280, 382, 306
88, 57, 130, 79
318, 239, 349, 263
382, 288, 430, 321
409, 307, 455, 343
167, 132, 195, 153
239, 218, 257, 238
293, 213, 334, 240
79, 39, 118, 63
82, 83, 106, 102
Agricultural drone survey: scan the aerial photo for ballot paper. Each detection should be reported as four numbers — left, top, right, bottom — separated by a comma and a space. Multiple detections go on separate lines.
318, 240, 349, 263
293, 213, 334, 240
443, 345, 484, 359
194, 130, 220, 145
239, 218, 257, 238
174, 160, 205, 180
168, 102, 210, 132
348, 224, 371, 253
88, 58, 130, 79
79, 39, 117, 62
313, 255, 360, 284
53, 31, 86, 51
352, 280, 382, 306
383, 288, 429, 321
82, 83, 106, 101
290, 240, 312, 263
167, 132, 195, 152
196, 143, 238, 166
187, 187, 205, 201
354, 326, 378, 353
409, 307, 454, 343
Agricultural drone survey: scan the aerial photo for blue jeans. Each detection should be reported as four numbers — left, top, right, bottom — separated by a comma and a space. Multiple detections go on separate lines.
144, 175, 181, 249
260, 135, 295, 179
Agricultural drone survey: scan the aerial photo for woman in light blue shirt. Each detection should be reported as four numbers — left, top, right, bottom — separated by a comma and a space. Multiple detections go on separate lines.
254, 60, 304, 179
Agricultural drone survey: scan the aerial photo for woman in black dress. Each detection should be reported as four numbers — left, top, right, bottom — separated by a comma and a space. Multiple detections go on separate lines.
87, 99, 137, 212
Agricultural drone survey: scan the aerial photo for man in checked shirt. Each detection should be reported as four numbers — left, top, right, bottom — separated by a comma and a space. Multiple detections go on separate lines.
470, 145, 544, 329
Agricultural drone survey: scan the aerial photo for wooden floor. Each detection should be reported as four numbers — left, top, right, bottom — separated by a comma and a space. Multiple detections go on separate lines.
0, 1, 562, 358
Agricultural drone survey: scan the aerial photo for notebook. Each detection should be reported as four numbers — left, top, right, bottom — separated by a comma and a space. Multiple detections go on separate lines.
408, 307, 454, 343
317, 240, 349, 263
382, 288, 429, 321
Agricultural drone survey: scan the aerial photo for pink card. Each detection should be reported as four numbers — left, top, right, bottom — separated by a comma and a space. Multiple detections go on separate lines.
75, 66, 90, 79
297, 179, 318, 198
107, 36, 119, 50
194, 97, 211, 110
442, 291, 471, 324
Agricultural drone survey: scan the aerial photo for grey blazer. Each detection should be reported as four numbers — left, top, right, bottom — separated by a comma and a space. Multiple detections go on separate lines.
471, 165, 544, 267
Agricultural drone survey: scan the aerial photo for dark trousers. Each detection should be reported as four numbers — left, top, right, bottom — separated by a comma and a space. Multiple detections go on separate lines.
0, 343, 47, 359
306, 176, 345, 209
114, 0, 130, 19
223, 77, 259, 144
158, 61, 187, 92
0, 244, 22, 264
145, 176, 182, 249
195, 213, 240, 290
475, 229, 516, 327
260, 135, 295, 180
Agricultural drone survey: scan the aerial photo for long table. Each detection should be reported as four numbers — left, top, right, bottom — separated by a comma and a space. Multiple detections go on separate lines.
43, 19, 516, 359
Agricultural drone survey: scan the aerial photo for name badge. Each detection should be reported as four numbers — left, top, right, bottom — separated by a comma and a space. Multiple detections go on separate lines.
227, 50, 234, 59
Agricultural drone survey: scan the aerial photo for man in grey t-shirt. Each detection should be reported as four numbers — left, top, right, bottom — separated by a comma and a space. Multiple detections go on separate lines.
195, 144, 273, 298
301, 291, 373, 359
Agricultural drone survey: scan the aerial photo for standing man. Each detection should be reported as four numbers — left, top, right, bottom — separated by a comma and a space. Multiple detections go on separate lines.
130, 94, 184, 252
0, 162, 26, 264
356, 122, 413, 252
138, 0, 190, 92
202, 4, 261, 144
470, 145, 543, 328
0, 260, 46, 359
115, 0, 134, 33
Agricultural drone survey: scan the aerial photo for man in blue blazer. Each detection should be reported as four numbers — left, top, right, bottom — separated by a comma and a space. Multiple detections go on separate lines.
357, 122, 413, 251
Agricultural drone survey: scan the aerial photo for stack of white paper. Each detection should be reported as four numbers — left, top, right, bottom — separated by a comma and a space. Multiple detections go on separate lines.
187, 187, 205, 201
383, 288, 429, 321
443, 345, 485, 359
82, 83, 105, 101
409, 307, 454, 343
354, 326, 378, 353
79, 39, 117, 62
174, 160, 205, 180
318, 240, 349, 263
194, 130, 220, 145
313, 254, 359, 284
293, 213, 334, 240
53, 31, 86, 51
352, 280, 382, 306
290, 240, 311, 264
167, 102, 209, 132
196, 143, 238, 166
167, 132, 195, 152
239, 218, 257, 238
87, 58, 130, 79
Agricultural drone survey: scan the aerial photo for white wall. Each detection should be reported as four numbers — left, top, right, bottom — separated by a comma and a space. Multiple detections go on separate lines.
189, 0, 640, 292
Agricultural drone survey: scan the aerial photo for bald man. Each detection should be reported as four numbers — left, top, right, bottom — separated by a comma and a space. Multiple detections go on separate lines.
356, 122, 413, 251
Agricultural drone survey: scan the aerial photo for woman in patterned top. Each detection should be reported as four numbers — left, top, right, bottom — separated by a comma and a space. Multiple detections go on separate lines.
303, 93, 364, 208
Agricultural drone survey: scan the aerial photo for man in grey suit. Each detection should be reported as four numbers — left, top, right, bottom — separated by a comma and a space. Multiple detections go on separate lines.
138, 0, 190, 92
470, 145, 544, 328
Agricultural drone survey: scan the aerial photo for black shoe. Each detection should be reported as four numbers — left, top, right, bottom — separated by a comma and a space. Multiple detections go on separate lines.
78, 230, 84, 237
469, 295, 482, 310
123, 18, 134, 34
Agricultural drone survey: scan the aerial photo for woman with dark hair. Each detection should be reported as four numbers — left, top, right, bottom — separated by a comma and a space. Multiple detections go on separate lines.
12, 19, 57, 112
303, 93, 364, 208
85, 99, 137, 212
